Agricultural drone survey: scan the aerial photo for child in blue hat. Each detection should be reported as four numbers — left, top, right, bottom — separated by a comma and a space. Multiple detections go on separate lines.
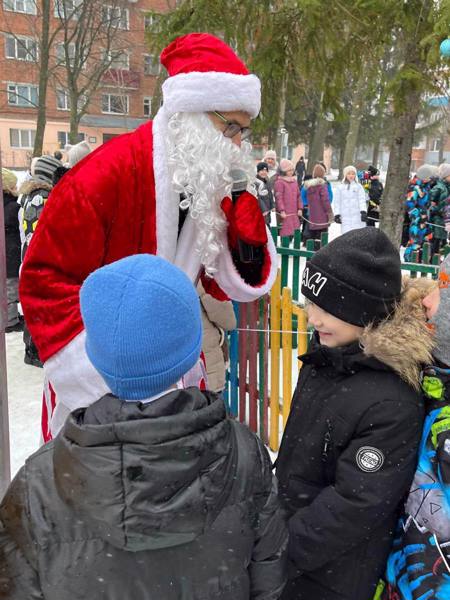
0, 254, 287, 600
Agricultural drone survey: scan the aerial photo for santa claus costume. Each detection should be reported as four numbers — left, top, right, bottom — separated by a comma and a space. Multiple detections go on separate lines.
19, 33, 277, 441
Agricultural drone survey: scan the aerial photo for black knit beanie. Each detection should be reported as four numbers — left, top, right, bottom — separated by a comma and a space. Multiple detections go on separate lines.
301, 228, 402, 326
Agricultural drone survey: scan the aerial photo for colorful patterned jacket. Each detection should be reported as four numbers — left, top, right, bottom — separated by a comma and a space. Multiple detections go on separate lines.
383, 366, 450, 600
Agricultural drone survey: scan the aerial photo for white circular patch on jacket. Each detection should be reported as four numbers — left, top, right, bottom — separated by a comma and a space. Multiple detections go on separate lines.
356, 446, 384, 473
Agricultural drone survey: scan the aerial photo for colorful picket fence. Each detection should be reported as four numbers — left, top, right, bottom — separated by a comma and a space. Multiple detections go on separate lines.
225, 232, 450, 451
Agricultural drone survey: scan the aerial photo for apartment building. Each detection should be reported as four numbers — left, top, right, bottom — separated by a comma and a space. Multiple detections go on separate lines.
0, 0, 168, 168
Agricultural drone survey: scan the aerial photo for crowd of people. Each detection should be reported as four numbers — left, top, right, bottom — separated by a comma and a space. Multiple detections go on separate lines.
1, 32, 450, 600
403, 163, 450, 261
254, 153, 385, 247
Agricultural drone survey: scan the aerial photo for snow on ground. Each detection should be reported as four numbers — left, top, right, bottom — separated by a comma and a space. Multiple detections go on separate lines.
5, 331, 43, 477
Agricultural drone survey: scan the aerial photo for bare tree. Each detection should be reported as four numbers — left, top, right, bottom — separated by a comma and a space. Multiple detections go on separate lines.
1, 0, 64, 156
52, 0, 133, 143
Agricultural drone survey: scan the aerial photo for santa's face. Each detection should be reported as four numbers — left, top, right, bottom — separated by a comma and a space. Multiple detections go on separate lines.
207, 110, 251, 147
166, 112, 256, 275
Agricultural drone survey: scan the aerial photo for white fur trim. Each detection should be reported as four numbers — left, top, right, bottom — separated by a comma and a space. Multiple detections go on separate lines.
214, 228, 278, 302
162, 72, 261, 118
44, 330, 111, 436
153, 107, 180, 263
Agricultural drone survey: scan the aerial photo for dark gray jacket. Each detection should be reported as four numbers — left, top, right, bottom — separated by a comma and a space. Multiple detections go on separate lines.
0, 388, 287, 599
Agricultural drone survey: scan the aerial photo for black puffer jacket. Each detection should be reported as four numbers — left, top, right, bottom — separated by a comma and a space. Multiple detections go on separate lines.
0, 388, 287, 599
276, 280, 433, 600
3, 191, 20, 278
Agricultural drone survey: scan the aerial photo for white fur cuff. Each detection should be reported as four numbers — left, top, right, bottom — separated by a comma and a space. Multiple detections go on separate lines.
44, 330, 111, 434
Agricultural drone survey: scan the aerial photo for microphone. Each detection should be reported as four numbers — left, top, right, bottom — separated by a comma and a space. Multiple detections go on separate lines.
230, 169, 263, 264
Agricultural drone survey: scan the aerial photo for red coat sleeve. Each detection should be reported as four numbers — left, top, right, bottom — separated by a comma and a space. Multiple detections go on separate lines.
19, 177, 107, 363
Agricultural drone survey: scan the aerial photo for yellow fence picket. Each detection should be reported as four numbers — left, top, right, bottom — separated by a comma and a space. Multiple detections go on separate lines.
269, 272, 281, 451
281, 287, 292, 427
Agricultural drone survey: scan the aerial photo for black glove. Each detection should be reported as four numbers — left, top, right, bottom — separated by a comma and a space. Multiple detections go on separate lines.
334, 214, 342, 224
360, 211, 367, 222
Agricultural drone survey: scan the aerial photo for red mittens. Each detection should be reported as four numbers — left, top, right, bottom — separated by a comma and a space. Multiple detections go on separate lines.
221, 191, 268, 250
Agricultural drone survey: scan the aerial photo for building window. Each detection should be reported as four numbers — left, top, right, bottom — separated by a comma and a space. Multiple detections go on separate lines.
103, 133, 119, 143
7, 83, 38, 107
3, 0, 37, 14
143, 96, 152, 117
101, 93, 129, 114
56, 42, 76, 67
102, 6, 129, 30
431, 139, 440, 152
144, 55, 159, 76
104, 50, 129, 70
54, 0, 82, 18
57, 131, 85, 148
144, 14, 160, 32
56, 89, 70, 110
10, 128, 35, 148
5, 35, 38, 61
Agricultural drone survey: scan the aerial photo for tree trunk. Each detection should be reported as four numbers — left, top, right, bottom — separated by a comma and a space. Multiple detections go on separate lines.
69, 89, 80, 144
307, 115, 329, 174
380, 99, 421, 246
275, 75, 287, 160
33, 0, 51, 157
372, 136, 381, 168
438, 129, 445, 164
342, 73, 366, 168
338, 144, 346, 179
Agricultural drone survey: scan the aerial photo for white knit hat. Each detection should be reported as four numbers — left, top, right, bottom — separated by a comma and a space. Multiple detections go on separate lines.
438, 163, 450, 180
343, 165, 357, 181
65, 141, 92, 168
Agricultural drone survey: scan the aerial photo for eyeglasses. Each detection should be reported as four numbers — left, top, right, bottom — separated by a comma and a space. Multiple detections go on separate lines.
212, 111, 252, 141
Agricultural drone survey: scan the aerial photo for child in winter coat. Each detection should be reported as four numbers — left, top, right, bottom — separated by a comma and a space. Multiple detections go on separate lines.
276, 227, 432, 600
334, 165, 368, 234
0, 254, 287, 600
255, 161, 274, 226
302, 163, 332, 245
429, 163, 450, 256
19, 155, 61, 367
382, 254, 450, 600
366, 165, 384, 227
274, 158, 303, 237
2, 169, 21, 332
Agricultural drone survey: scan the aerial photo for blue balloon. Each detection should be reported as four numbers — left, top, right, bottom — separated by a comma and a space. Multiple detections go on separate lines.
440, 38, 450, 57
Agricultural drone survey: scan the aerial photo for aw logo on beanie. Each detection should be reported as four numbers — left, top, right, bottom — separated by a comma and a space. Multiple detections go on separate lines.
302, 267, 327, 298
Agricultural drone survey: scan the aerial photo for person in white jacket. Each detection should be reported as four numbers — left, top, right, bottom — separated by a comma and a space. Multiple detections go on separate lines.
334, 165, 368, 234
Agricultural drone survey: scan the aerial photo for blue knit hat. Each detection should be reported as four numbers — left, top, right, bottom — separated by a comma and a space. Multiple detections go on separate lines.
80, 254, 203, 401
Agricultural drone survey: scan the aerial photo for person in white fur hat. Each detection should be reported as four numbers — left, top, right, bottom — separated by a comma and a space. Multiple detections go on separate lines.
65, 140, 92, 168
20, 32, 277, 442
334, 165, 368, 234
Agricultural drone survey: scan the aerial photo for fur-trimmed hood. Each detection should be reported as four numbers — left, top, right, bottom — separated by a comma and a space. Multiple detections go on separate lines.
360, 277, 435, 390
302, 177, 326, 189
19, 178, 53, 196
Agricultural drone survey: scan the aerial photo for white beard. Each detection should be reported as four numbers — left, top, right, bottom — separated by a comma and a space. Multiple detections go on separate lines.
166, 112, 256, 276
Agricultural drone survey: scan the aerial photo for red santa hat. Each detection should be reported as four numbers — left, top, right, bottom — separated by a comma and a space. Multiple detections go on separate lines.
159, 33, 261, 118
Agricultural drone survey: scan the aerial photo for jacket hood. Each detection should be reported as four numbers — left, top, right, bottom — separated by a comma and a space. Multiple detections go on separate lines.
302, 177, 326, 189
360, 277, 434, 389
19, 178, 52, 195
303, 278, 434, 390
53, 388, 235, 552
